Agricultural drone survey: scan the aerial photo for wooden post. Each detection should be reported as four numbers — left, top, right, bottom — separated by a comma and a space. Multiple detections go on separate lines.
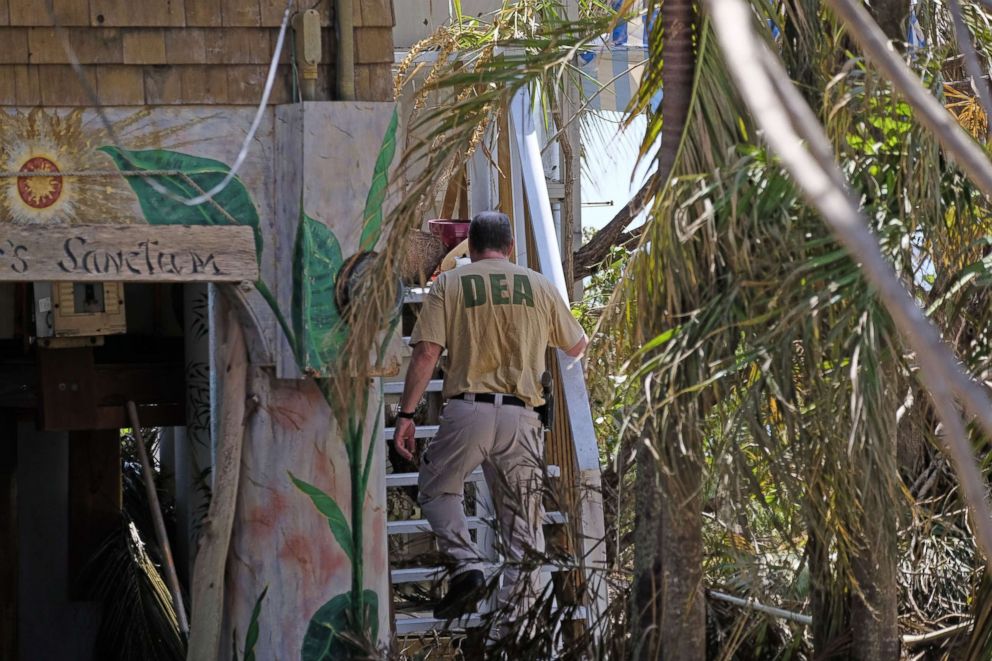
187, 301, 248, 661
0, 412, 16, 660
67, 429, 121, 599
497, 104, 516, 264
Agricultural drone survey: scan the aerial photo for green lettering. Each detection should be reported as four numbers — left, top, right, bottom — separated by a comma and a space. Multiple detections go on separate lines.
512, 274, 534, 307
490, 273, 510, 305
462, 274, 487, 308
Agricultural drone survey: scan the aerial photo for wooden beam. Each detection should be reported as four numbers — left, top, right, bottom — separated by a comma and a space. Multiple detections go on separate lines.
0, 225, 258, 283
37, 347, 98, 431
3, 360, 185, 423
0, 411, 16, 660
94, 362, 185, 406
67, 429, 121, 600
36, 353, 186, 430
187, 297, 249, 660
93, 402, 185, 429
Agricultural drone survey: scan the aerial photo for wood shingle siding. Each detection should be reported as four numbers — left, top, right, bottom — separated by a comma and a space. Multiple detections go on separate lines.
0, 0, 334, 27
0, 64, 303, 105
0, 0, 392, 105
184, 0, 223, 27
122, 29, 167, 64
89, 0, 187, 28
354, 0, 394, 101
0, 25, 27, 62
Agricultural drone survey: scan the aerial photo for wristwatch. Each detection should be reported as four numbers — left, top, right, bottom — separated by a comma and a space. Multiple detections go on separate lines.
396, 410, 416, 420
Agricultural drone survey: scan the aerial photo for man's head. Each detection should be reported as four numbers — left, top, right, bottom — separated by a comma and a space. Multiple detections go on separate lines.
468, 211, 514, 260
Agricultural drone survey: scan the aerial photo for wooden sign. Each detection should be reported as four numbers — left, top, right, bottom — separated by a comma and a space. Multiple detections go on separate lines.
0, 224, 259, 282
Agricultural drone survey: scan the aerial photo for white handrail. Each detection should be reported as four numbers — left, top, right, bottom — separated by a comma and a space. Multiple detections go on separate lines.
510, 85, 610, 629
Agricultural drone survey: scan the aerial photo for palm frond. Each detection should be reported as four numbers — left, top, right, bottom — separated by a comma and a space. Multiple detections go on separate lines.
81, 517, 186, 661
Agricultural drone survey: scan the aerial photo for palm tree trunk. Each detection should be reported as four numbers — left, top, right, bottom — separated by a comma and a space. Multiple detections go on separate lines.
630, 2, 703, 656
655, 0, 696, 186
658, 449, 706, 659
850, 538, 900, 659
850, 435, 901, 660
633, 420, 706, 660
632, 446, 664, 658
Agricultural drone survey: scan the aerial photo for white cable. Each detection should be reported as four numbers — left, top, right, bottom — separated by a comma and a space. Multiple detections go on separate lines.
180, 4, 292, 206
45, 0, 294, 208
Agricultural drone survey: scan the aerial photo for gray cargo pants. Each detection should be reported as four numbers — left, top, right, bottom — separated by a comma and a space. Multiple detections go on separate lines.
417, 395, 546, 612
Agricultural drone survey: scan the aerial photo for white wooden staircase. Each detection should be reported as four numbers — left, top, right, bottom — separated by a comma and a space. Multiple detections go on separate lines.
379, 85, 609, 647
381, 287, 602, 643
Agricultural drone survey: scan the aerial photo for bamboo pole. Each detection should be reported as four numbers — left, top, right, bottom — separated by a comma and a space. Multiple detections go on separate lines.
126, 401, 190, 635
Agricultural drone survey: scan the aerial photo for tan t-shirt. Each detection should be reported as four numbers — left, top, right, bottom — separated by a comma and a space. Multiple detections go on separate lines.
409, 258, 584, 407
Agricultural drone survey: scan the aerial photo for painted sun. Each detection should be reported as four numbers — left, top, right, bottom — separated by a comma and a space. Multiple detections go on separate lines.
0, 108, 197, 225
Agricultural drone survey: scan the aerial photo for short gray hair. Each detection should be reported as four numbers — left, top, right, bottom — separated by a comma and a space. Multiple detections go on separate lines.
469, 211, 513, 254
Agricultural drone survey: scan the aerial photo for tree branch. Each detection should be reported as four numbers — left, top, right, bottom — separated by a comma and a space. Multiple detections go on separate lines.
573, 172, 656, 281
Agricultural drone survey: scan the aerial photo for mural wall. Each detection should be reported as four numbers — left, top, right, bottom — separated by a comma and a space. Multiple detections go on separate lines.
0, 103, 398, 658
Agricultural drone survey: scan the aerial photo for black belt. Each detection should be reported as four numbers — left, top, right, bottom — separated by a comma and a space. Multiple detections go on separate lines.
452, 393, 528, 407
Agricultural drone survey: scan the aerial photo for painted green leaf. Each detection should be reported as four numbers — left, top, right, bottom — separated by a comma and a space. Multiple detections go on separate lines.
243, 586, 267, 661
358, 107, 399, 253
300, 590, 379, 661
289, 472, 354, 565
292, 212, 347, 371
98, 146, 263, 258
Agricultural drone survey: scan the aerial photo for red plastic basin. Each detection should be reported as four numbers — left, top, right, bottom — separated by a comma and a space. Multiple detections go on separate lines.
427, 219, 471, 250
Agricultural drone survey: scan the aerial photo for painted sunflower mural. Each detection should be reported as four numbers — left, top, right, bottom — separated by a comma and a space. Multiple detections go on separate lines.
0, 108, 195, 225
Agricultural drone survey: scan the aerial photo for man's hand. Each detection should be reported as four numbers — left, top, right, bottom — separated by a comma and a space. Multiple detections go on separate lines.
394, 417, 417, 461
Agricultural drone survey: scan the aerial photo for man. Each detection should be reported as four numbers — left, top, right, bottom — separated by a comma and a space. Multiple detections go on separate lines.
394, 211, 588, 622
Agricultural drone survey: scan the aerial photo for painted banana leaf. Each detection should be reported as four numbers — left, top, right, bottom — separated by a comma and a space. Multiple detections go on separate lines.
289, 472, 354, 565
358, 107, 399, 253
98, 146, 263, 259
232, 586, 267, 661
300, 590, 379, 661
291, 212, 347, 373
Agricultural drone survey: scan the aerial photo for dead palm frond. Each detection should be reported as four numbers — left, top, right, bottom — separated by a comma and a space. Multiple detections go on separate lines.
945, 83, 989, 140
81, 517, 186, 661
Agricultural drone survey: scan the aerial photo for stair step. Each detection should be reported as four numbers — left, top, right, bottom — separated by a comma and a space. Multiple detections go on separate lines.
388, 511, 566, 535
383, 379, 443, 395
392, 566, 483, 583
391, 563, 564, 584
383, 425, 440, 441
387, 467, 484, 488
403, 287, 429, 305
394, 612, 483, 635
394, 606, 588, 634
389, 516, 484, 535
385, 465, 559, 488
